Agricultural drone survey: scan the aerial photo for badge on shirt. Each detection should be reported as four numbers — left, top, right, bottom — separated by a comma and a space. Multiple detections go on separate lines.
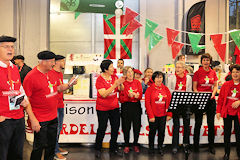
178, 82, 183, 90
204, 76, 209, 84
231, 88, 238, 98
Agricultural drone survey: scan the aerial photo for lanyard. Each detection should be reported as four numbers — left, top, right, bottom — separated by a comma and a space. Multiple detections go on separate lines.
19, 65, 23, 72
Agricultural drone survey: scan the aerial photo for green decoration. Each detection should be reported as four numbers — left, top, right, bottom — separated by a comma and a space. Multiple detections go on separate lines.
75, 12, 81, 19
145, 19, 159, 39
60, 0, 80, 11
188, 33, 204, 54
106, 14, 115, 21
148, 32, 163, 51
230, 30, 240, 49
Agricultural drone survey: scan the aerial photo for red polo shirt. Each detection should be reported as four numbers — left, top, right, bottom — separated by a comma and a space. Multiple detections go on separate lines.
145, 83, 172, 119
0, 61, 24, 119
96, 75, 119, 111
50, 69, 64, 108
23, 67, 60, 122
175, 73, 187, 91
193, 67, 218, 92
119, 79, 142, 103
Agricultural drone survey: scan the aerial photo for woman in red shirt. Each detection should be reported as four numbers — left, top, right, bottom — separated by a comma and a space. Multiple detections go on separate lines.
193, 53, 218, 154
145, 71, 172, 155
142, 68, 153, 94
119, 66, 142, 154
95, 60, 125, 158
216, 64, 240, 160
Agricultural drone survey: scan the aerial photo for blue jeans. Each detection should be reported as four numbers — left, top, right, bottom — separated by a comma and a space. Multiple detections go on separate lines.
55, 108, 64, 153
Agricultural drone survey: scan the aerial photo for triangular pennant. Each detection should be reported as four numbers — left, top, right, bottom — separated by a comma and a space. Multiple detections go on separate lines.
148, 32, 163, 51
145, 19, 159, 39
75, 12, 81, 19
123, 7, 139, 26
125, 19, 142, 36
210, 34, 223, 46
188, 33, 204, 54
214, 44, 226, 62
234, 46, 240, 64
230, 30, 240, 49
105, 14, 115, 21
171, 42, 184, 59
166, 28, 180, 46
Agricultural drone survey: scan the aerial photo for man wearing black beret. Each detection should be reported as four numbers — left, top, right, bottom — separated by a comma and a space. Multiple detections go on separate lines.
0, 35, 40, 160
14, 55, 32, 83
23, 51, 77, 160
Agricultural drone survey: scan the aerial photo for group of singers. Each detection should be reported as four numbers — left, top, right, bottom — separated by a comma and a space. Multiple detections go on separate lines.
95, 53, 240, 160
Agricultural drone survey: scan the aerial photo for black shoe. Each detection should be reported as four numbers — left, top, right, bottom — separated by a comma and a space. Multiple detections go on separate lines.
158, 148, 164, 156
109, 149, 123, 157
223, 154, 229, 160
193, 146, 199, 152
95, 150, 101, 158
148, 149, 154, 155
183, 144, 190, 154
172, 148, 178, 154
209, 146, 215, 155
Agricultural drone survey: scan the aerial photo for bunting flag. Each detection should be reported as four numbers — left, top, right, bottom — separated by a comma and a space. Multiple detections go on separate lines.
103, 15, 133, 59
230, 30, 240, 49
105, 14, 115, 21
145, 19, 158, 39
125, 19, 142, 36
75, 12, 81, 19
210, 34, 223, 46
214, 44, 226, 62
123, 7, 139, 26
171, 42, 184, 59
148, 32, 163, 51
166, 28, 180, 46
188, 33, 204, 54
234, 46, 240, 64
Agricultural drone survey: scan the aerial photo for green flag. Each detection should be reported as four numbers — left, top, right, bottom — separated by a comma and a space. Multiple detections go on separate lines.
230, 30, 240, 49
148, 32, 163, 51
145, 19, 159, 39
75, 12, 81, 19
188, 33, 204, 54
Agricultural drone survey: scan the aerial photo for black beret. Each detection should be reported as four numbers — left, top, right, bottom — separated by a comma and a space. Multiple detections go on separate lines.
37, 50, 56, 60
55, 55, 65, 61
0, 35, 16, 42
15, 55, 25, 60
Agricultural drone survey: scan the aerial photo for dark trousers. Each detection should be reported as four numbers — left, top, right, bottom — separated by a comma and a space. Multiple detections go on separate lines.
172, 112, 190, 148
95, 108, 120, 151
121, 101, 142, 147
223, 115, 240, 156
194, 99, 216, 147
148, 116, 166, 149
0, 118, 25, 160
30, 118, 58, 160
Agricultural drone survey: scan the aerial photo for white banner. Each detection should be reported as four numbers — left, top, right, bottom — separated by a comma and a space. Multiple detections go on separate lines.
26, 100, 236, 144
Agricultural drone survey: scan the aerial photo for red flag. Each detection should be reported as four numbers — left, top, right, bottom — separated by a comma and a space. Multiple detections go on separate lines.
210, 34, 223, 46
234, 46, 240, 64
123, 7, 139, 26
171, 41, 184, 59
166, 28, 180, 46
125, 19, 142, 36
214, 44, 226, 62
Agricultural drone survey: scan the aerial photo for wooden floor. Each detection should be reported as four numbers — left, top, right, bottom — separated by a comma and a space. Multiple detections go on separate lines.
23, 141, 240, 160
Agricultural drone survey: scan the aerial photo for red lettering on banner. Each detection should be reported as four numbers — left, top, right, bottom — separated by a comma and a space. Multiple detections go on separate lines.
139, 125, 144, 136
232, 129, 235, 135
214, 125, 220, 136
221, 125, 224, 136
179, 126, 184, 135
202, 126, 208, 136
146, 126, 149, 136
189, 126, 194, 136
90, 124, 96, 134
70, 124, 78, 134
167, 125, 173, 136
80, 124, 89, 135
62, 124, 69, 135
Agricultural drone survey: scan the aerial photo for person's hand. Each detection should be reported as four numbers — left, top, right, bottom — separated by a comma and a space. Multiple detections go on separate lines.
69, 76, 78, 86
115, 77, 126, 86
134, 92, 140, 99
216, 113, 221, 120
0, 116, 6, 123
30, 118, 41, 133
166, 116, 172, 121
128, 92, 134, 98
232, 101, 240, 109
211, 93, 215, 99
149, 118, 155, 122
20, 99, 29, 108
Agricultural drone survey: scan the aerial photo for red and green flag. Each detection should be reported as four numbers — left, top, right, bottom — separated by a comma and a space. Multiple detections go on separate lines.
103, 15, 133, 59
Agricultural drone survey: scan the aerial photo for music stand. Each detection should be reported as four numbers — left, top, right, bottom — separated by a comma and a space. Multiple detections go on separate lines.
168, 91, 212, 113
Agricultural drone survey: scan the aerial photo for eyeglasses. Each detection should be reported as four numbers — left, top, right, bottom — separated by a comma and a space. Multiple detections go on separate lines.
0, 45, 15, 49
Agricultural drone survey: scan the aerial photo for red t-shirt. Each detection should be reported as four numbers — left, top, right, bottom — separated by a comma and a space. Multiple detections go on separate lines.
145, 83, 172, 119
0, 62, 24, 119
23, 67, 60, 122
193, 67, 218, 92
119, 79, 142, 103
50, 69, 64, 108
95, 75, 119, 111
175, 73, 187, 91
226, 83, 240, 116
